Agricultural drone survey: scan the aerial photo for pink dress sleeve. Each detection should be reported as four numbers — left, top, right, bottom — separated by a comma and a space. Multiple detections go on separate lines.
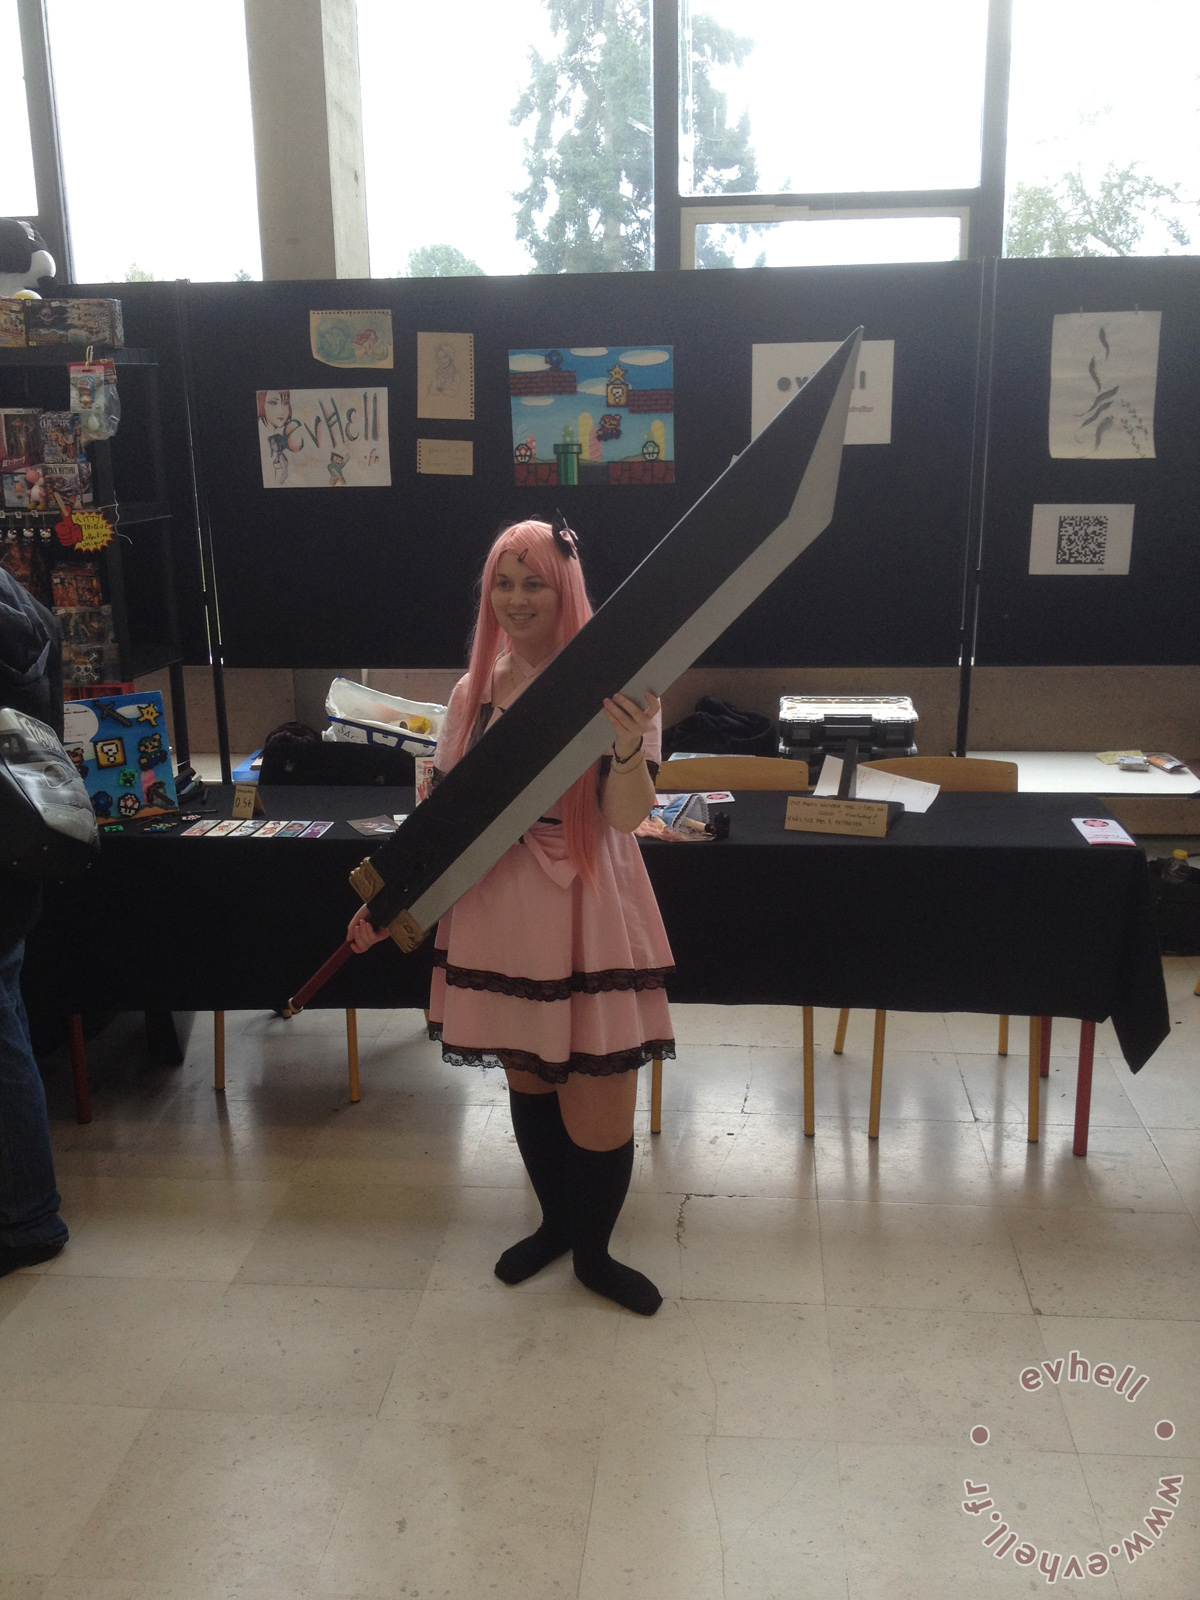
432, 675, 472, 779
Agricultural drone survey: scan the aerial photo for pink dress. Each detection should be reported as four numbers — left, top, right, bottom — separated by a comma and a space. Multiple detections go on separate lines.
427, 668, 675, 1084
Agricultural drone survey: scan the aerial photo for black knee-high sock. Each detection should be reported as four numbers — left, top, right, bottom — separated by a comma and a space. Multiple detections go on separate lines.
567, 1136, 662, 1316
494, 1089, 573, 1284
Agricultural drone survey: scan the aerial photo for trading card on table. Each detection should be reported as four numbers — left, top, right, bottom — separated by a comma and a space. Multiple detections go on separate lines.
252, 819, 289, 837
347, 815, 396, 836
181, 818, 220, 836
229, 819, 264, 836
699, 790, 735, 803
299, 820, 334, 838
0, 300, 26, 347
207, 820, 241, 837
277, 821, 310, 837
39, 411, 83, 462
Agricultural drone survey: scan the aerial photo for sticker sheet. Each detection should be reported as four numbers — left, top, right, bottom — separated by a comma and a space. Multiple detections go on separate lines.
256, 388, 390, 489
1028, 504, 1135, 576
509, 346, 674, 486
752, 340, 894, 444
417, 332, 475, 420
62, 691, 179, 821
1049, 311, 1160, 459
309, 310, 393, 369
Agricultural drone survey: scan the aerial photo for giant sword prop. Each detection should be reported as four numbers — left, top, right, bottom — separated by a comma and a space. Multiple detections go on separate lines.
280, 328, 862, 1015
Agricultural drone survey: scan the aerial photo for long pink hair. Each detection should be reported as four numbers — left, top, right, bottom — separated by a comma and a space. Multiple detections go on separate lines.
449, 519, 600, 884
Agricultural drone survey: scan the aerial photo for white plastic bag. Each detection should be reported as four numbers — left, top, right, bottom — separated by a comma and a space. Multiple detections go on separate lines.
323, 677, 446, 757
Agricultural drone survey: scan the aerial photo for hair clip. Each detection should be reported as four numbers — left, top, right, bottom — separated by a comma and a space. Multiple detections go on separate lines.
551, 510, 580, 559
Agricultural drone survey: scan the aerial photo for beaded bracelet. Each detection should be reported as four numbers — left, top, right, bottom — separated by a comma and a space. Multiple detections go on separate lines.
611, 735, 644, 766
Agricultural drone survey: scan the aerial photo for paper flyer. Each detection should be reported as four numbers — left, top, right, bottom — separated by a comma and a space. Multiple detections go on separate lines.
1028, 504, 1135, 576
256, 388, 390, 489
1048, 311, 1160, 459
417, 438, 473, 475
752, 340, 894, 444
309, 310, 393, 369
417, 332, 475, 420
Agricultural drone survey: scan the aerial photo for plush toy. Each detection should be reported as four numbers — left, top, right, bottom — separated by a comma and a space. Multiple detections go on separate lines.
0, 218, 56, 299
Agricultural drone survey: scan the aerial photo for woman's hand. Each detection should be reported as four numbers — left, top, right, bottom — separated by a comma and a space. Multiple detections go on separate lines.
347, 903, 390, 954
602, 690, 660, 759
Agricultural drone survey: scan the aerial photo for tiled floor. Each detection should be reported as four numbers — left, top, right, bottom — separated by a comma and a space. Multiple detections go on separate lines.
4, 964, 1198, 1598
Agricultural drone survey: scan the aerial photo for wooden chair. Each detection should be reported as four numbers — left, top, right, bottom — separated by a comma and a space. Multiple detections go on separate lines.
649, 755, 810, 1133
820, 757, 1020, 1140
213, 1009, 362, 1103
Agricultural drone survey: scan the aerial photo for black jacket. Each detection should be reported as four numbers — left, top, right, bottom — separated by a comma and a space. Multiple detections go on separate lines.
0, 569, 63, 950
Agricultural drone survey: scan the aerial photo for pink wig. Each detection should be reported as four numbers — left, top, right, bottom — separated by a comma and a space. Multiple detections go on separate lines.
450, 519, 600, 883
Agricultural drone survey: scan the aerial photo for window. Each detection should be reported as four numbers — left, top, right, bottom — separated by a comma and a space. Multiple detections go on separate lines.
0, 0, 38, 217
1005, 0, 1200, 257
45, 0, 260, 283
692, 214, 965, 270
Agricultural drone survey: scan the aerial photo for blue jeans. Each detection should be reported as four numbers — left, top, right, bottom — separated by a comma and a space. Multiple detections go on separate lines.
0, 941, 68, 1251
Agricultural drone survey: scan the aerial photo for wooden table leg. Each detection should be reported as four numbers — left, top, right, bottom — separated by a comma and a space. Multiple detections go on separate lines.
68, 1014, 91, 1124
1039, 1015, 1052, 1078
997, 1014, 1009, 1055
834, 1008, 849, 1055
868, 1010, 886, 1139
1027, 1016, 1040, 1142
802, 1006, 815, 1137
1072, 1020, 1096, 1157
346, 1009, 360, 1103
213, 1011, 225, 1092
650, 1057, 662, 1135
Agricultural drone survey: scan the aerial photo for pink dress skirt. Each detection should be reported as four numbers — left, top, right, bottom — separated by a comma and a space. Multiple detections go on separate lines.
427, 672, 675, 1084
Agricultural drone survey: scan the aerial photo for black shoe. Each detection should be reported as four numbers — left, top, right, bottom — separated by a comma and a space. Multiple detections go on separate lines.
0, 1239, 66, 1279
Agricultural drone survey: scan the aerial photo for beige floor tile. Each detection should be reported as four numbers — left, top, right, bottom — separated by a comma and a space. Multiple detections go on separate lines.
42, 1178, 286, 1284
295, 1103, 491, 1186
979, 1122, 1185, 1212
704, 1437, 848, 1600
0, 1401, 148, 1575
378, 1286, 619, 1431
0, 1579, 44, 1600
0, 1277, 223, 1408
637, 1111, 815, 1198
1034, 1315, 1198, 1458
600, 1297, 836, 1441
1146, 1127, 1200, 1218
670, 1003, 807, 1049
158, 1283, 420, 1416
836, 1009, 955, 1053
943, 1009, 1027, 1056
839, 1442, 1119, 1599
1004, 1209, 1200, 1319
961, 1050, 1143, 1129
806, 1049, 976, 1124
1078, 1451, 1199, 1599
827, 1305, 1073, 1451
578, 1430, 725, 1600
0, 1272, 40, 1323
423, 1183, 547, 1291
316, 1417, 597, 1597
642, 1044, 755, 1115
459, 1104, 544, 1187
232, 1182, 454, 1290
811, 1120, 997, 1207
55, 1410, 370, 1589
1119, 1048, 1200, 1129
41, 1582, 331, 1600
672, 1193, 823, 1303
58, 1121, 317, 1183
819, 1202, 1031, 1313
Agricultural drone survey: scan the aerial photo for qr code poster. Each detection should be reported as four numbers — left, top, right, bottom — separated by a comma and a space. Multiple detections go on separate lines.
1028, 504, 1134, 576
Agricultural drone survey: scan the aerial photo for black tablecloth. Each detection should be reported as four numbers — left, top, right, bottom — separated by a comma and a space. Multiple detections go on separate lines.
24, 785, 1169, 1072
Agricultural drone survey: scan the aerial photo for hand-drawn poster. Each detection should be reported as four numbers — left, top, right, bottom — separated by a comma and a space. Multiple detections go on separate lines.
1028, 503, 1134, 575
509, 347, 674, 486
309, 310, 393, 369
62, 691, 179, 820
256, 389, 390, 489
417, 438, 473, 475
1049, 311, 1160, 459
417, 332, 475, 420
751, 340, 894, 444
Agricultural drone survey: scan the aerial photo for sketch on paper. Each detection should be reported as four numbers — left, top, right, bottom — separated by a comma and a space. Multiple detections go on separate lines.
751, 341, 894, 444
309, 310, 394, 369
1028, 503, 1134, 575
417, 332, 475, 420
1048, 311, 1160, 459
508, 346, 674, 486
255, 389, 390, 489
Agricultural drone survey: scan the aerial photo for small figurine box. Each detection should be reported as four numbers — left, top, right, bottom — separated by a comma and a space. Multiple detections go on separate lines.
0, 299, 26, 347
61, 690, 179, 820
39, 411, 83, 462
0, 409, 42, 470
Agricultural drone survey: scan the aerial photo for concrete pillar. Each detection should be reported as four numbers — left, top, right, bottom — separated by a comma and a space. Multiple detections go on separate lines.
244, 0, 369, 279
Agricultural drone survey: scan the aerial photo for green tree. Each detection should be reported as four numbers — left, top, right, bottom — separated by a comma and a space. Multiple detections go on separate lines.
404, 244, 485, 277
124, 263, 155, 281
1005, 162, 1191, 257
512, 0, 759, 273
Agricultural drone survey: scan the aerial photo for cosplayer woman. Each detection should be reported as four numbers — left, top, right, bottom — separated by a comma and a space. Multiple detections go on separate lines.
348, 519, 673, 1315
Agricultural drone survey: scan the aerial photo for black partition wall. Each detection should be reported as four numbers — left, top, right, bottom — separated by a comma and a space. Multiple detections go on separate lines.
99, 264, 986, 671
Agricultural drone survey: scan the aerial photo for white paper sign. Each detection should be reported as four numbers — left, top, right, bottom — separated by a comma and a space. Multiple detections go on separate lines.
1072, 816, 1136, 846
814, 755, 939, 812
256, 388, 390, 489
752, 340, 894, 445
1049, 311, 1160, 459
1029, 504, 1134, 576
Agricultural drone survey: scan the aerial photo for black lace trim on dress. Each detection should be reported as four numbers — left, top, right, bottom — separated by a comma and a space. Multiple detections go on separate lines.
432, 948, 672, 1001
427, 1026, 676, 1084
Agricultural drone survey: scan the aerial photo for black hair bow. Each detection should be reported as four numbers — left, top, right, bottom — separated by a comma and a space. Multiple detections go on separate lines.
551, 509, 580, 559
